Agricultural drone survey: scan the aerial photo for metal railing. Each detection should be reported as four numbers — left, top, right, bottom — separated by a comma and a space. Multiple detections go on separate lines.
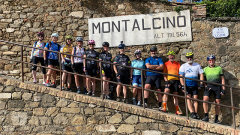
0, 40, 239, 129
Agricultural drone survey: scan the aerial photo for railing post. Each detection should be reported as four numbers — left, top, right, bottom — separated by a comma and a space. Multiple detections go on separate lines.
21, 46, 24, 82
184, 77, 189, 120
59, 52, 62, 91
100, 61, 103, 100
230, 86, 236, 129
141, 70, 145, 109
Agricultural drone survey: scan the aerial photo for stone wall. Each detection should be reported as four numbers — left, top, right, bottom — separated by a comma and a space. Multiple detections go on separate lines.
0, 75, 239, 135
0, 0, 240, 127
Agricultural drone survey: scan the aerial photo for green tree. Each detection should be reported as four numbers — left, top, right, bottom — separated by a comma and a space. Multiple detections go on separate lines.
197, 0, 240, 17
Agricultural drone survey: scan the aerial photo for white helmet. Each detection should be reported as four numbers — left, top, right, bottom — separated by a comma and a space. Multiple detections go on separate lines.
134, 49, 142, 54
51, 33, 59, 38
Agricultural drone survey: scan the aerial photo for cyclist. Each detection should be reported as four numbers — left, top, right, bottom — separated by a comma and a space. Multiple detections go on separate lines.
44, 33, 61, 88
60, 36, 73, 91
179, 52, 204, 119
130, 49, 145, 106
71, 37, 87, 94
83, 40, 99, 96
113, 41, 131, 103
144, 46, 164, 110
30, 32, 46, 84
202, 55, 225, 124
162, 51, 181, 115
99, 42, 112, 99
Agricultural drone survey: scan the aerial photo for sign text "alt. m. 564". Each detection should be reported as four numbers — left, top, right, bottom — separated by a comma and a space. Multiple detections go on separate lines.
89, 10, 192, 48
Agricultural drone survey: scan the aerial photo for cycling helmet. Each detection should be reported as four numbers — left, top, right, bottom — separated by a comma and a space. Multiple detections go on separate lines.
37, 32, 44, 37
65, 35, 73, 40
88, 40, 95, 45
76, 37, 83, 42
185, 52, 194, 57
167, 51, 176, 55
118, 41, 125, 49
207, 55, 216, 61
51, 33, 59, 38
102, 42, 109, 47
134, 49, 142, 54
150, 46, 157, 52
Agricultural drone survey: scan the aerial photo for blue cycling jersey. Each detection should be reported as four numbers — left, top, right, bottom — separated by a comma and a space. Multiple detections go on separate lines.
145, 56, 163, 76
45, 41, 60, 60
131, 59, 145, 75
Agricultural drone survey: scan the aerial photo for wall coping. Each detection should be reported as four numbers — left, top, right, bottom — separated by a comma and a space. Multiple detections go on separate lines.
0, 75, 239, 134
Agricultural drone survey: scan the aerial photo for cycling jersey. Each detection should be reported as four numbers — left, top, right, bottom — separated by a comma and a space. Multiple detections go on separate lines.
84, 49, 99, 68
203, 66, 223, 87
99, 51, 112, 69
60, 45, 73, 62
179, 62, 204, 87
131, 59, 145, 75
74, 47, 84, 63
113, 54, 131, 75
163, 61, 180, 81
145, 56, 163, 76
45, 41, 60, 60
31, 41, 45, 58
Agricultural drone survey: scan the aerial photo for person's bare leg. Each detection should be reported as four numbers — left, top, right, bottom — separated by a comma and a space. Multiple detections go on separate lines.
203, 96, 209, 113
137, 89, 141, 101
62, 72, 67, 86
32, 70, 37, 81
116, 84, 122, 97
102, 76, 107, 94
193, 95, 198, 113
106, 78, 110, 95
187, 95, 194, 113
215, 99, 221, 115
67, 73, 71, 88
157, 89, 162, 102
91, 78, 96, 93
74, 73, 80, 88
144, 84, 151, 98
123, 86, 127, 99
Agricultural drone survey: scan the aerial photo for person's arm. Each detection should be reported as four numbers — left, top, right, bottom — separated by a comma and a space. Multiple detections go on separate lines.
221, 76, 225, 90
155, 64, 164, 71
30, 43, 35, 60
145, 63, 158, 70
71, 48, 74, 65
61, 53, 65, 63
200, 73, 204, 85
44, 47, 48, 60
83, 54, 86, 72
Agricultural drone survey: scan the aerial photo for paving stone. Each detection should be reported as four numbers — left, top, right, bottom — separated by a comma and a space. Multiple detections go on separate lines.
108, 113, 122, 124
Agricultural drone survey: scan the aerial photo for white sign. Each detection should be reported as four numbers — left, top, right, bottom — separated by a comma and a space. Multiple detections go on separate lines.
212, 27, 229, 38
89, 10, 192, 48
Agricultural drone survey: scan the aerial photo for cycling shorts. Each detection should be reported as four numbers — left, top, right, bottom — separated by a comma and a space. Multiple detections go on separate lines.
145, 75, 161, 89
62, 62, 73, 72
186, 86, 198, 96
165, 80, 180, 92
117, 74, 129, 84
48, 59, 59, 67
132, 75, 142, 87
86, 66, 97, 77
102, 69, 112, 78
32, 56, 46, 74
203, 86, 221, 99
73, 63, 84, 74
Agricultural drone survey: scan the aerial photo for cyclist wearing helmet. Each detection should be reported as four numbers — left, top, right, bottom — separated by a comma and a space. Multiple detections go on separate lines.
60, 35, 73, 91
30, 32, 46, 84
71, 37, 87, 94
179, 52, 204, 119
83, 39, 99, 96
144, 46, 164, 110
202, 55, 225, 124
130, 49, 146, 106
113, 41, 131, 103
99, 42, 112, 99
44, 33, 61, 88
162, 51, 181, 115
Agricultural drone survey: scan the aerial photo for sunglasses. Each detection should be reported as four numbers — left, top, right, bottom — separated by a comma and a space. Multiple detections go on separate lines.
67, 39, 73, 41
38, 36, 44, 37
186, 57, 193, 59
150, 51, 156, 52
119, 47, 124, 49
136, 53, 141, 55
89, 44, 95, 45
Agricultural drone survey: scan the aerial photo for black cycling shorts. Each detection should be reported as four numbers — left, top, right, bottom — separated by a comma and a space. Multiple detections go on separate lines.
73, 63, 84, 74
165, 80, 180, 92
186, 86, 198, 96
145, 75, 161, 89
117, 74, 129, 84
102, 69, 112, 78
203, 86, 221, 99
62, 63, 73, 72
86, 66, 97, 77
48, 59, 59, 67
32, 56, 46, 74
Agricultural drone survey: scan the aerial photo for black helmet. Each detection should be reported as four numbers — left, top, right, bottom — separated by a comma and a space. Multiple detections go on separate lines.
150, 46, 157, 52
102, 42, 109, 47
